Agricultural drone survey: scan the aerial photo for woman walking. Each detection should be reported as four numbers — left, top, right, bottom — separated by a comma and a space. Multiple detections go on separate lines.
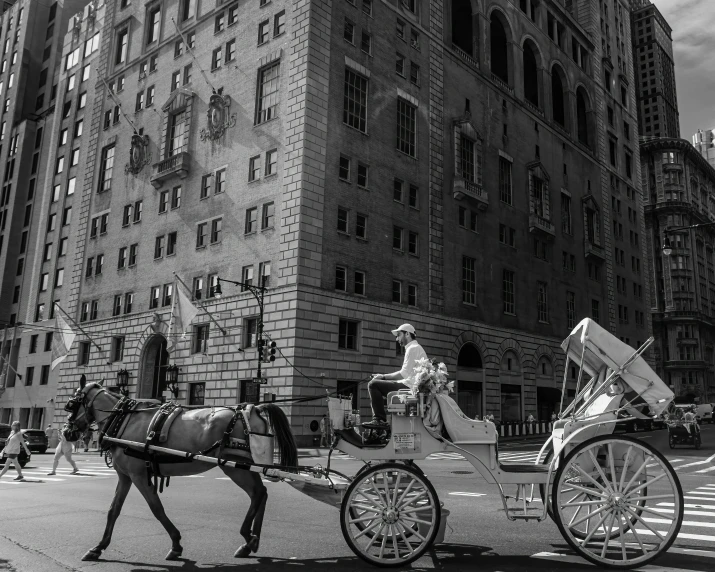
47, 425, 79, 476
0, 421, 31, 481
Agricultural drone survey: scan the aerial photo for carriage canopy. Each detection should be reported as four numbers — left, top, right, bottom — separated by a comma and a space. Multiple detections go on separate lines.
561, 318, 673, 415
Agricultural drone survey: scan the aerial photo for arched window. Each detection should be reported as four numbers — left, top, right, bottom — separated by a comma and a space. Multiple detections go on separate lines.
500, 350, 521, 373
551, 65, 566, 127
536, 356, 553, 377
523, 40, 540, 107
452, 0, 473, 55
458, 343, 483, 368
576, 87, 590, 146
490, 13, 509, 83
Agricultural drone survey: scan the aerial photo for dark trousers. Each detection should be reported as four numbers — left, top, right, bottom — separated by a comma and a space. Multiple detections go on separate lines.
368, 379, 408, 421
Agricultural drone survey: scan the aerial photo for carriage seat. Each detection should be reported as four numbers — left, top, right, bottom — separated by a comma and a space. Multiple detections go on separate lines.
433, 394, 498, 445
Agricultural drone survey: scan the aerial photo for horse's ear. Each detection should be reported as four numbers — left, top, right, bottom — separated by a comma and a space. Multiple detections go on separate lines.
79, 374, 86, 389
98, 378, 105, 386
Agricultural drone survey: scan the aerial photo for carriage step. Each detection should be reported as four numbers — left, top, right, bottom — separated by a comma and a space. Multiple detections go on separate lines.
498, 463, 549, 474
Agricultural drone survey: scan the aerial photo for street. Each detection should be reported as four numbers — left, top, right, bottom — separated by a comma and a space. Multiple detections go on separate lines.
1, 425, 715, 572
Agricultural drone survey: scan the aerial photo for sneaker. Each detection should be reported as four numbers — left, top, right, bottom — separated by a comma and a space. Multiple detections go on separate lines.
47, 471, 56, 476
70, 469, 80, 475
13, 475, 24, 481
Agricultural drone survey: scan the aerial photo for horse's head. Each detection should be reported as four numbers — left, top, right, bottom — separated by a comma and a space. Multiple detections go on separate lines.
64, 379, 107, 432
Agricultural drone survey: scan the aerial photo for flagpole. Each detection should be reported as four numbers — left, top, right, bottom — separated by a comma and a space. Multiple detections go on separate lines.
0, 325, 7, 390
55, 304, 111, 365
172, 272, 227, 335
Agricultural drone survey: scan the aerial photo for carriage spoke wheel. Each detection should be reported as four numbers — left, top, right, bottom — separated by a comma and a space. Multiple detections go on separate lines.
341, 462, 440, 567
553, 435, 683, 569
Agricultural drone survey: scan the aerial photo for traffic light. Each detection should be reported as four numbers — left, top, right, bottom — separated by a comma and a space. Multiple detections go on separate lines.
257, 338, 264, 361
268, 341, 276, 362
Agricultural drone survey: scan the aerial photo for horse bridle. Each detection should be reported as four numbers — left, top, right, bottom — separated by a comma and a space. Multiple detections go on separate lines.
65, 383, 114, 428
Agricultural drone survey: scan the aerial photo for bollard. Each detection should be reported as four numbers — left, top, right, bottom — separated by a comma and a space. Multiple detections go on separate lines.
507, 424, 512, 437
500, 425, 505, 437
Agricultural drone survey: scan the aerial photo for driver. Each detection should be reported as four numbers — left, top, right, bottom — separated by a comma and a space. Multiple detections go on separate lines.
366, 324, 427, 429
684, 406, 699, 434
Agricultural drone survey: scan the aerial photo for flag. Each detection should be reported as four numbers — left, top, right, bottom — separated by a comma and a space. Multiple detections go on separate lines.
167, 281, 199, 353
51, 305, 76, 370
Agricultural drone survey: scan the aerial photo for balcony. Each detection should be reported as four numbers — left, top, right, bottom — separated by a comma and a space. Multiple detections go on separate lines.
584, 239, 605, 261
452, 44, 478, 71
524, 100, 544, 117
453, 177, 488, 210
150, 152, 190, 188
529, 213, 555, 238
490, 73, 514, 95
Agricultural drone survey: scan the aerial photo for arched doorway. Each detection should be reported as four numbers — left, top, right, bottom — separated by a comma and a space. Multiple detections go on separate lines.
456, 343, 483, 419
499, 350, 523, 422
138, 335, 169, 400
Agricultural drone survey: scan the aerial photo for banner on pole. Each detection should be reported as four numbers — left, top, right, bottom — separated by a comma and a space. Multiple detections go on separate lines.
51, 305, 77, 370
167, 281, 199, 353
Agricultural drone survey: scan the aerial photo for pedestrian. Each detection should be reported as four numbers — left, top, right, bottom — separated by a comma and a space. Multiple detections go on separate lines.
319, 415, 330, 447
47, 425, 80, 476
83, 428, 92, 452
0, 421, 31, 481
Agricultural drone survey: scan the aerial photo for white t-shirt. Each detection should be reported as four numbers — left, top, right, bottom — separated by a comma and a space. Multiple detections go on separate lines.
392, 340, 428, 391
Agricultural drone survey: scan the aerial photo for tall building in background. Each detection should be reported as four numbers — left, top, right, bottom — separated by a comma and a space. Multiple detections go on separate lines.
693, 128, 715, 170
0, 0, 96, 428
630, 0, 679, 139
41, 0, 650, 444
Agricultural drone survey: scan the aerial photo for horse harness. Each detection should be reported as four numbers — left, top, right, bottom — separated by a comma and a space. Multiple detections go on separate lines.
97, 395, 269, 493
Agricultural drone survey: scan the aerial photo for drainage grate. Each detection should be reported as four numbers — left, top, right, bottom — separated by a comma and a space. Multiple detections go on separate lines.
451, 470, 474, 475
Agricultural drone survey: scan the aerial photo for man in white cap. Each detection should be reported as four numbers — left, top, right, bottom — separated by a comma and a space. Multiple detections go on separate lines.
366, 323, 427, 429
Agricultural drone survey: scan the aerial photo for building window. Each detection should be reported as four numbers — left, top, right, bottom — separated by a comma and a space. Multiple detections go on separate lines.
338, 319, 358, 350
262, 202, 275, 229
162, 283, 173, 306
356, 213, 367, 239
392, 280, 402, 303
168, 111, 187, 156
354, 271, 365, 295
98, 144, 115, 192
265, 150, 277, 176
339, 155, 351, 181
274, 10, 285, 36
499, 156, 512, 205
258, 19, 270, 44
167, 231, 177, 255
243, 318, 257, 348
255, 62, 279, 124
196, 222, 207, 247
361, 31, 372, 55
566, 291, 576, 329
396, 98, 417, 157
393, 226, 403, 250
193, 324, 210, 354
408, 231, 418, 255
537, 282, 548, 322
335, 266, 347, 291
78, 341, 91, 366
146, 6, 161, 45
112, 336, 125, 361
124, 292, 134, 313
561, 192, 572, 234
396, 53, 405, 76
337, 207, 348, 233
503, 269, 515, 314
249, 156, 261, 181
210, 218, 222, 243
40, 365, 50, 386
115, 29, 128, 65
343, 69, 368, 133
118, 247, 127, 269
245, 208, 257, 234
212, 47, 222, 69
189, 383, 205, 405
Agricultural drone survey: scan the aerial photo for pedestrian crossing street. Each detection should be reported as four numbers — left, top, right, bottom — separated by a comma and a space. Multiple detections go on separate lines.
0, 461, 116, 484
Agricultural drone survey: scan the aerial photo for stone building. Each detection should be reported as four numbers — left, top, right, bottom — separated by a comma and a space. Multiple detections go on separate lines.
642, 138, 715, 401
0, 0, 96, 427
39, 0, 652, 445
693, 128, 715, 171
629, 0, 679, 139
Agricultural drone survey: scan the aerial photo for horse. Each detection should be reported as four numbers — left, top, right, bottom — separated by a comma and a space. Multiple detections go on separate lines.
64, 379, 297, 562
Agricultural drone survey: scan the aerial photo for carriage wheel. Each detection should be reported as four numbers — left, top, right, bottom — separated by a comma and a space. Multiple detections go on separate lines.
553, 435, 683, 569
341, 462, 440, 567
104, 450, 113, 468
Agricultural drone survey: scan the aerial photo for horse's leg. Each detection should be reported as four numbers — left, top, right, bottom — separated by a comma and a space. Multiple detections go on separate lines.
131, 473, 184, 560
82, 471, 132, 561
219, 467, 267, 558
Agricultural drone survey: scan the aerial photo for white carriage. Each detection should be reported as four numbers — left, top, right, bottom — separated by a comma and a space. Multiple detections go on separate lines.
327, 318, 683, 568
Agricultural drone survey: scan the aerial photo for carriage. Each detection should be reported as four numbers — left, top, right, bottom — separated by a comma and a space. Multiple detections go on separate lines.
667, 419, 702, 449
72, 318, 684, 568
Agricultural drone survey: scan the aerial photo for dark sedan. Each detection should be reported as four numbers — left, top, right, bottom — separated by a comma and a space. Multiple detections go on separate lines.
21, 429, 49, 454
0, 423, 32, 468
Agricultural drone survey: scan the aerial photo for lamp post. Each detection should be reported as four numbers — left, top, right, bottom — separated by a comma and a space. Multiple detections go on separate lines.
212, 276, 268, 384
116, 369, 130, 396
165, 364, 180, 399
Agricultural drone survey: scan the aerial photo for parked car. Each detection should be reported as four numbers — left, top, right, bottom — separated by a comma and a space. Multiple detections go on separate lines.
0, 423, 31, 468
21, 429, 49, 454
695, 403, 714, 424
615, 407, 655, 433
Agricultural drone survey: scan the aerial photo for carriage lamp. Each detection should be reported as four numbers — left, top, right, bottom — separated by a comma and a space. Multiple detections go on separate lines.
116, 369, 130, 396
165, 365, 180, 398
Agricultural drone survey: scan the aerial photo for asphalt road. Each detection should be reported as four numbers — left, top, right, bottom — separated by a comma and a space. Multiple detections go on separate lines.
1, 424, 715, 572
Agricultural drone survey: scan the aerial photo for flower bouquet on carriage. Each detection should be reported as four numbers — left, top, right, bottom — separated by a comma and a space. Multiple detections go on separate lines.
409, 358, 455, 436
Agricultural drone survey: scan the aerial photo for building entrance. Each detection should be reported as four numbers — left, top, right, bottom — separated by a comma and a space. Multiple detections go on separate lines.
138, 335, 169, 400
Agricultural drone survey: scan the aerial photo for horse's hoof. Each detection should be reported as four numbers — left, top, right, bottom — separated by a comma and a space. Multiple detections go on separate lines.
82, 550, 101, 561
234, 535, 259, 558
165, 548, 183, 561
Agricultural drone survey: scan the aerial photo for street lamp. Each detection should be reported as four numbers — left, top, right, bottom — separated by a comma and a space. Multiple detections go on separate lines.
662, 222, 715, 256
213, 276, 269, 385
165, 365, 180, 399
116, 369, 130, 396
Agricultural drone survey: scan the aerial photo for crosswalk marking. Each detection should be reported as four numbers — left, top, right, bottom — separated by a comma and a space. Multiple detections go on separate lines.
531, 551, 694, 571
448, 492, 486, 497
644, 517, 715, 529
696, 466, 715, 474
672, 453, 715, 470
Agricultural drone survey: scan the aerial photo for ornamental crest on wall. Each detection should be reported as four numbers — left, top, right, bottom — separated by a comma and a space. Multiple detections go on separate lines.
200, 92, 237, 141
125, 133, 151, 174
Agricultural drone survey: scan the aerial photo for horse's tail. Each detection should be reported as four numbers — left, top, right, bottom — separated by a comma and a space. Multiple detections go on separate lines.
258, 403, 298, 472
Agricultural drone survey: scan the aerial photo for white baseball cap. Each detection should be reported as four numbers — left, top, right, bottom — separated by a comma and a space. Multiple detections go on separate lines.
391, 323, 416, 336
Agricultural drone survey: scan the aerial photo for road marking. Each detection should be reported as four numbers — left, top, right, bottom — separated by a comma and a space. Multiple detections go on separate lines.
696, 466, 715, 474
692, 490, 715, 495
643, 517, 715, 529
683, 496, 715, 501
2, 474, 65, 482
531, 551, 693, 570
627, 528, 715, 543
672, 453, 715, 470
448, 492, 487, 497
659, 502, 715, 510
668, 546, 715, 559
652, 507, 715, 518
174, 475, 204, 478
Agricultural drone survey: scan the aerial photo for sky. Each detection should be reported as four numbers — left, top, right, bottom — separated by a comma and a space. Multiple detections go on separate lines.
655, 0, 715, 139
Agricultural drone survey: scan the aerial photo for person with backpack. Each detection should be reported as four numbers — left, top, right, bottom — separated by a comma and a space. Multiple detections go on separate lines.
47, 423, 80, 475
0, 421, 31, 481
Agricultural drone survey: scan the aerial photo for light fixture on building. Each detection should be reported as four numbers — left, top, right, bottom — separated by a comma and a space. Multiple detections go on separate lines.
212, 278, 223, 298
165, 365, 180, 399
116, 369, 130, 396
662, 236, 673, 257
